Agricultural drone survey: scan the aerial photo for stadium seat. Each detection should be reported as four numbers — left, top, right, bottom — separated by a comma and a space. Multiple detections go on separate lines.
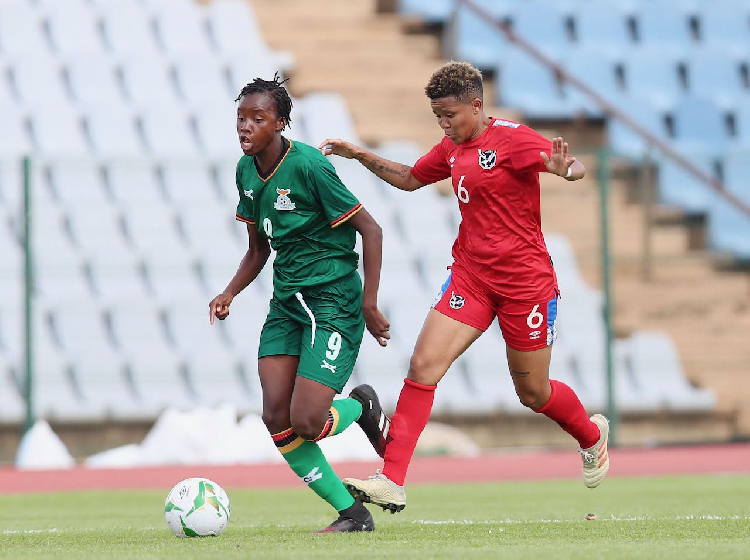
193, 102, 242, 157
64, 54, 126, 108
571, 3, 633, 53
207, 0, 294, 72
32, 205, 93, 303
84, 105, 145, 158
152, 1, 213, 55
172, 52, 233, 106
99, 1, 162, 57
671, 97, 732, 157
0, 353, 24, 423
686, 50, 747, 109
137, 104, 202, 157
723, 151, 750, 199
448, 3, 512, 71
164, 298, 257, 412
46, 161, 110, 207
495, 51, 576, 118
120, 56, 180, 106
9, 56, 72, 108
108, 298, 194, 413
560, 49, 625, 117
631, 0, 696, 54
707, 197, 750, 259
398, 0, 454, 24
656, 154, 719, 213
0, 110, 33, 160
621, 50, 683, 111
628, 331, 716, 411
87, 250, 151, 302
732, 103, 750, 149
696, 1, 750, 54
28, 103, 90, 157
104, 161, 165, 206
606, 101, 669, 159
44, 1, 105, 56
47, 298, 146, 419
0, 2, 51, 57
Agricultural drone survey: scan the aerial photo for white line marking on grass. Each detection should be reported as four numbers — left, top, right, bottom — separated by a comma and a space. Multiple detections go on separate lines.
3, 528, 59, 535
413, 515, 750, 526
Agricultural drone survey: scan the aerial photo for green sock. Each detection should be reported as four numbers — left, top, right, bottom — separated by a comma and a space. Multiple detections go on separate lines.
272, 428, 355, 512
329, 397, 363, 437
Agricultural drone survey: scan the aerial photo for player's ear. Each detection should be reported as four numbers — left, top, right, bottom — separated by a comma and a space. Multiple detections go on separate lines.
471, 97, 482, 114
276, 117, 286, 131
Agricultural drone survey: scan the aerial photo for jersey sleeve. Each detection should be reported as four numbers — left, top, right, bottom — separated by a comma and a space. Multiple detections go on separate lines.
235, 159, 255, 224
410, 141, 451, 185
509, 125, 553, 173
309, 157, 362, 228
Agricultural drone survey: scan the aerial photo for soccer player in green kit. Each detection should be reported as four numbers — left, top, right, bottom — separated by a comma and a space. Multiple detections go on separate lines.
209, 75, 391, 533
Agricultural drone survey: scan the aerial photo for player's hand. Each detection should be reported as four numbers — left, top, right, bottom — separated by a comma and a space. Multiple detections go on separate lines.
209, 292, 234, 324
319, 138, 358, 159
363, 303, 390, 347
540, 136, 576, 178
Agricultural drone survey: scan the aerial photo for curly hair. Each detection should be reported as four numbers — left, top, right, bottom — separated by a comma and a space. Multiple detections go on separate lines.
235, 73, 293, 129
424, 61, 483, 102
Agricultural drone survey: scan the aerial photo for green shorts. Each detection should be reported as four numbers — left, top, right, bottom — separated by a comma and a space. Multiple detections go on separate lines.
258, 272, 365, 393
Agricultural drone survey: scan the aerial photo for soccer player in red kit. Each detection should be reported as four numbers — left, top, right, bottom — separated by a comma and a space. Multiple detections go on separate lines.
319, 61, 609, 512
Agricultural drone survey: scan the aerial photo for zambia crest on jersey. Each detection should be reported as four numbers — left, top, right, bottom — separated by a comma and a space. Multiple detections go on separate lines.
478, 149, 497, 170
273, 188, 296, 211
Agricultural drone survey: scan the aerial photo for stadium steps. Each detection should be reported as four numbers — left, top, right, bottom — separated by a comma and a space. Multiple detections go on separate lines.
252, 0, 750, 439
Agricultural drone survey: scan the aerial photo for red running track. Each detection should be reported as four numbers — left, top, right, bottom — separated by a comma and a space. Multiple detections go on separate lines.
1, 443, 748, 494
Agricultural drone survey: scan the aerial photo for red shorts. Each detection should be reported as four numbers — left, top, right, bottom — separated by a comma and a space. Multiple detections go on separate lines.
432, 266, 558, 351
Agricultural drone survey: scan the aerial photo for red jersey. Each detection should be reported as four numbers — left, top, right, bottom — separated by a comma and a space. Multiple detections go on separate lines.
410, 118, 557, 300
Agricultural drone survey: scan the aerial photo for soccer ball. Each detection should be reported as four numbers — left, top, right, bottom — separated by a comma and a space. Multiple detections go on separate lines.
164, 477, 231, 537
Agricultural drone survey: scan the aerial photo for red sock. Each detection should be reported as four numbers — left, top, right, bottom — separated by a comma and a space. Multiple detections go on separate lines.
534, 380, 600, 449
381, 379, 436, 486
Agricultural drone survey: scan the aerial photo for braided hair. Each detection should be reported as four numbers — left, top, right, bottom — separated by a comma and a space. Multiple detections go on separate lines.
235, 73, 293, 129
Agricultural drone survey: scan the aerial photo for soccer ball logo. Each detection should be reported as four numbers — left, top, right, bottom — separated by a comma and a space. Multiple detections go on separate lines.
164, 478, 231, 537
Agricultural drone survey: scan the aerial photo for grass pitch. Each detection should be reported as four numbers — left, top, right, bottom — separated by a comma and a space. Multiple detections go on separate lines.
1, 474, 748, 559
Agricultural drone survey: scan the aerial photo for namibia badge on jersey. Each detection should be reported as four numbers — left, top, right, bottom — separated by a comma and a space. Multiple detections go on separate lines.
478, 149, 496, 170
273, 188, 296, 211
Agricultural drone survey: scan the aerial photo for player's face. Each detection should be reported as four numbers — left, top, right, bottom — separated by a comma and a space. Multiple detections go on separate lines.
236, 92, 285, 156
431, 96, 482, 144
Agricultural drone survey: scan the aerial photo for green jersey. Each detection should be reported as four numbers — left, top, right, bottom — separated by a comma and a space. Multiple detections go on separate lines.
235, 139, 363, 300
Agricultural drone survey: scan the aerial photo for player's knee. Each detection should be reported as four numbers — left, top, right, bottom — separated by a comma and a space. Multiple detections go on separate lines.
261, 409, 291, 434
407, 352, 439, 385
290, 414, 325, 441
515, 386, 548, 410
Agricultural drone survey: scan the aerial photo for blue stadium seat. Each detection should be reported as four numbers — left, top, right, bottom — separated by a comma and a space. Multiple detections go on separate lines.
560, 49, 625, 117
630, 0, 696, 54
696, 1, 750, 54
621, 50, 683, 111
495, 51, 575, 118
708, 197, 750, 259
606, 101, 669, 159
448, 3, 511, 71
686, 50, 747, 109
656, 154, 719, 213
570, 3, 632, 54
732, 102, 750, 149
399, 0, 454, 24
671, 97, 731, 157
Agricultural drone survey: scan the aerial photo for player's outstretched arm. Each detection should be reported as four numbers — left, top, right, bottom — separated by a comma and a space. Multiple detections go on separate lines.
319, 138, 424, 192
540, 136, 586, 181
347, 208, 390, 347
209, 223, 271, 324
